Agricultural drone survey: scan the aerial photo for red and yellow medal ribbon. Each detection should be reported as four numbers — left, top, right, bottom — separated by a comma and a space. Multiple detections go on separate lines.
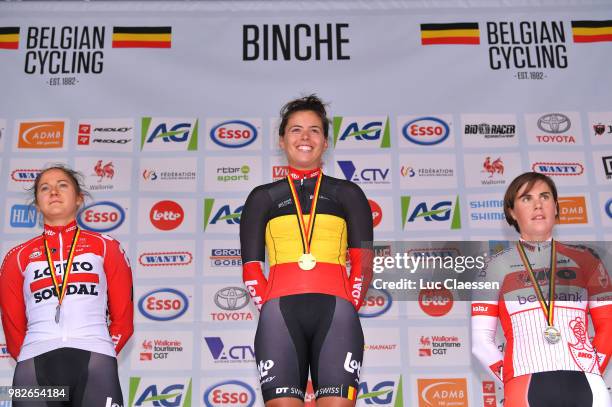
43, 228, 81, 306
286, 171, 323, 255
517, 240, 557, 326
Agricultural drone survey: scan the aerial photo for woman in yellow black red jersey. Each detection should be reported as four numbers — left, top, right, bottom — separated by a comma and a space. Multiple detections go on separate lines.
240, 95, 373, 406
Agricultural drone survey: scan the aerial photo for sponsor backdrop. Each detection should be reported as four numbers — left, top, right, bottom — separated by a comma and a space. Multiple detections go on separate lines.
1, 0, 611, 406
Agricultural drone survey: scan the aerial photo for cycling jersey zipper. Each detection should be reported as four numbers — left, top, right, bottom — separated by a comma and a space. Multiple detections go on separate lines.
58, 232, 68, 341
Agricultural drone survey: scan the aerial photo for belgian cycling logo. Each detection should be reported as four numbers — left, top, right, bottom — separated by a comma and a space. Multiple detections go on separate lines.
401, 196, 461, 231
209, 119, 259, 149
332, 116, 391, 149
128, 377, 192, 407
141, 118, 198, 151
357, 375, 404, 406
17, 120, 65, 149
203, 198, 243, 232
138, 288, 190, 322
202, 380, 257, 407
77, 201, 125, 233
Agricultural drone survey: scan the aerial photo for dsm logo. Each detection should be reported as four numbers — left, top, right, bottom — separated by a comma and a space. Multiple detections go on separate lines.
203, 199, 243, 231
128, 377, 192, 407
401, 196, 461, 230
332, 116, 391, 148
402, 117, 450, 146
210, 120, 258, 149
138, 288, 189, 321
203, 380, 256, 407
141, 118, 198, 151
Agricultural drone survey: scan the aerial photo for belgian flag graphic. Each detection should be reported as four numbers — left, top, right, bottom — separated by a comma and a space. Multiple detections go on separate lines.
112, 26, 172, 48
420, 23, 480, 45
571, 20, 612, 43
0, 27, 20, 50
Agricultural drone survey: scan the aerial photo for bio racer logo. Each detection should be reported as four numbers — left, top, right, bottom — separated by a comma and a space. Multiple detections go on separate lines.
401, 196, 461, 230
332, 116, 391, 149
141, 118, 198, 151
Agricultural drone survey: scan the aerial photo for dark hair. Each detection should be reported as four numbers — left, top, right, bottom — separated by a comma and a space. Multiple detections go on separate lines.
503, 172, 559, 233
29, 164, 90, 207
278, 94, 330, 139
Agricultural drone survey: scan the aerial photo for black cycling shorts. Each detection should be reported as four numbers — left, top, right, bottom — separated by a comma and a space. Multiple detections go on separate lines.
504, 370, 611, 407
255, 293, 364, 403
12, 347, 124, 407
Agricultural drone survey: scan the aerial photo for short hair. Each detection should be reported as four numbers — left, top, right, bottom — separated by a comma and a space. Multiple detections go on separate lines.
278, 94, 330, 139
503, 172, 559, 233
29, 164, 90, 207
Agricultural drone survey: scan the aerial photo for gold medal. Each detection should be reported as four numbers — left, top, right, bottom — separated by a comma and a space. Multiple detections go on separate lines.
298, 253, 317, 271
544, 325, 561, 344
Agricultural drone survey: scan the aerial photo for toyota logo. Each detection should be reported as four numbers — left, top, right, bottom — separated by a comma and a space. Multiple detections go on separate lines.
537, 113, 571, 134
214, 287, 249, 310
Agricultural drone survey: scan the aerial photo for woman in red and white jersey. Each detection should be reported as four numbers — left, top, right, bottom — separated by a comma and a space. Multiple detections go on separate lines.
0, 165, 133, 407
471, 172, 612, 407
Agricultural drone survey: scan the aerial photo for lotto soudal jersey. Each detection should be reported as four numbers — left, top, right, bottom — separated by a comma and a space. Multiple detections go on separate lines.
240, 168, 373, 309
471, 241, 612, 383
0, 221, 133, 362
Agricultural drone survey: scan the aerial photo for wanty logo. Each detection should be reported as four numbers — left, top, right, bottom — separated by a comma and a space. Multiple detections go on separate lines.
402, 117, 449, 146
358, 376, 404, 406
482, 157, 504, 178
11, 169, 40, 182
10, 204, 42, 228
150, 200, 184, 231
18, 121, 64, 149
210, 120, 258, 148
532, 162, 584, 176
77, 201, 125, 233
337, 161, 390, 185
368, 199, 383, 228
138, 288, 189, 321
417, 378, 467, 407
204, 337, 255, 362
332, 116, 391, 148
128, 377, 192, 407
558, 196, 588, 224
141, 118, 198, 151
93, 160, 115, 181
359, 287, 392, 318
401, 196, 461, 230
203, 199, 243, 231
418, 288, 454, 317
203, 380, 256, 407
138, 252, 193, 267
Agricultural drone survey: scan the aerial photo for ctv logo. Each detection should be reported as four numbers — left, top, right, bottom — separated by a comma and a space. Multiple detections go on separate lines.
141, 117, 198, 151
336, 157, 391, 189
401, 195, 461, 230
204, 336, 255, 363
128, 377, 192, 407
357, 376, 404, 406
203, 198, 243, 232
332, 116, 391, 149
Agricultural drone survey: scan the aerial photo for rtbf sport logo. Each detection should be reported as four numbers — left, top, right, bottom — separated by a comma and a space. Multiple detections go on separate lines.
30, 259, 99, 303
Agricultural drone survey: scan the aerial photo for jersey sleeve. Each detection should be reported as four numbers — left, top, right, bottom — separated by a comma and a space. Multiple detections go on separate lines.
586, 254, 612, 373
240, 186, 271, 310
471, 252, 504, 384
0, 246, 27, 360
340, 181, 374, 310
103, 237, 134, 355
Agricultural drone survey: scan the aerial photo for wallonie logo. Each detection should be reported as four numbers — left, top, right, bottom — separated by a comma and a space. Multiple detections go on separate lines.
210, 120, 258, 148
138, 288, 189, 321
77, 201, 125, 232
402, 117, 449, 146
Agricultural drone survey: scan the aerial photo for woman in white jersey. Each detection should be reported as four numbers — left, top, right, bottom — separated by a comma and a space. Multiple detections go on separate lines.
0, 165, 133, 407
471, 172, 612, 406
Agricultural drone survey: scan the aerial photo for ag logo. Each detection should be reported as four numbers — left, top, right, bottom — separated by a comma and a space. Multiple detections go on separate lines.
358, 376, 404, 406
150, 200, 184, 231
141, 117, 198, 151
401, 196, 461, 230
128, 377, 192, 407
332, 116, 391, 148
214, 287, 249, 311
203, 199, 243, 231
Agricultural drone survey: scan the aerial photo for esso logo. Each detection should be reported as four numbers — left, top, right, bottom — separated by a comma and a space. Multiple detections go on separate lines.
138, 288, 189, 321
210, 120, 258, 148
150, 200, 184, 231
402, 117, 450, 146
359, 288, 392, 318
77, 201, 125, 232
418, 288, 453, 317
203, 380, 256, 407
368, 199, 383, 228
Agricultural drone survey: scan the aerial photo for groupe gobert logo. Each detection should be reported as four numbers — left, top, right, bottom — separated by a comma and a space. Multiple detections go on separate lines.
141, 118, 198, 151
357, 376, 404, 407
401, 196, 461, 230
401, 117, 450, 146
138, 288, 189, 321
332, 116, 391, 148
128, 377, 192, 407
202, 380, 256, 407
203, 199, 243, 231
77, 201, 125, 233
210, 120, 258, 149
150, 200, 184, 231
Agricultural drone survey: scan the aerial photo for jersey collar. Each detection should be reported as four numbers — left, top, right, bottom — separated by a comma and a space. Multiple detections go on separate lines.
44, 219, 78, 236
288, 166, 321, 180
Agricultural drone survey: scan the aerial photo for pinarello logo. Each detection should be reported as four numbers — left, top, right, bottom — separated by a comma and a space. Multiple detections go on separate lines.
210, 120, 257, 148
150, 200, 184, 231
402, 117, 450, 145
203, 380, 256, 407
138, 251, 193, 267
418, 288, 453, 317
359, 288, 392, 318
368, 199, 383, 228
18, 121, 65, 149
138, 288, 189, 321
77, 201, 125, 232
11, 169, 40, 182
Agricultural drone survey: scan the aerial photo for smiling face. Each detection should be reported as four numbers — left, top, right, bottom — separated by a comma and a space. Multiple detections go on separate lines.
509, 180, 558, 241
35, 168, 84, 226
279, 110, 328, 171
